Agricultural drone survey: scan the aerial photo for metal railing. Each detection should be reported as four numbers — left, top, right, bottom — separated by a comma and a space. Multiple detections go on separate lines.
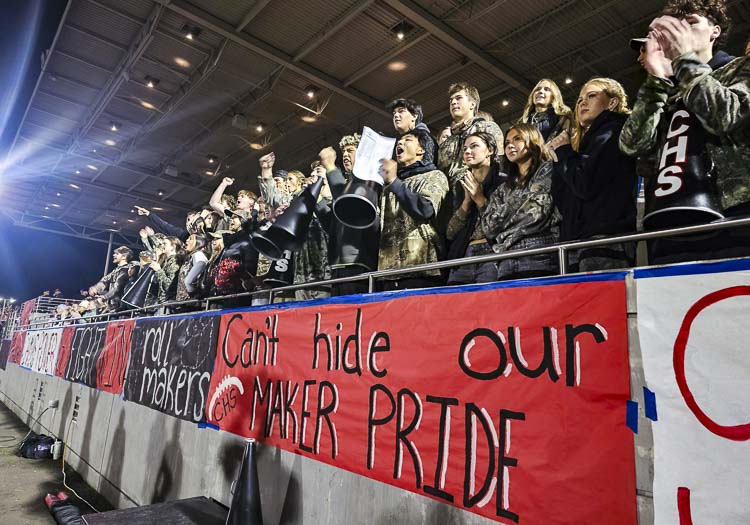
15, 215, 750, 332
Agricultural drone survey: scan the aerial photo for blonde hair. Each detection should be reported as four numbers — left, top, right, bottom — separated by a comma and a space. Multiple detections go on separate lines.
521, 79, 572, 123
571, 77, 631, 151
237, 190, 257, 201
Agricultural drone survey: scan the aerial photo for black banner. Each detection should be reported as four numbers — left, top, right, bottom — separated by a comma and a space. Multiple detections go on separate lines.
0, 339, 9, 370
124, 315, 219, 423
64, 324, 108, 387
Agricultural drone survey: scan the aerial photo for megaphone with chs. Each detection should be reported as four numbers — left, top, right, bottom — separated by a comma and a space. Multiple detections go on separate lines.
121, 262, 155, 309
251, 177, 324, 260
262, 249, 294, 287
332, 127, 395, 230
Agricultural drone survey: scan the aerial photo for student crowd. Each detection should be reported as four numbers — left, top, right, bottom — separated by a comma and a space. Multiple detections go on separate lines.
77, 0, 750, 317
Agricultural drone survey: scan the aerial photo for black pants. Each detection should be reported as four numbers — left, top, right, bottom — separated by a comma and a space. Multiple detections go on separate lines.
378, 276, 444, 292
331, 266, 371, 297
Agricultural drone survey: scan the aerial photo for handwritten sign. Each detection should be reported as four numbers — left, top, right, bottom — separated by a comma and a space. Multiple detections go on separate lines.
205, 278, 636, 523
124, 315, 220, 423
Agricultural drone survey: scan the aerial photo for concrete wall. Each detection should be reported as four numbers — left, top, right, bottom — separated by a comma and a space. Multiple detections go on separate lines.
0, 275, 654, 524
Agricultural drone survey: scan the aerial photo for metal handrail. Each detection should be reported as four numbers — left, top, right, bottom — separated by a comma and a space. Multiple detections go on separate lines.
15, 215, 750, 332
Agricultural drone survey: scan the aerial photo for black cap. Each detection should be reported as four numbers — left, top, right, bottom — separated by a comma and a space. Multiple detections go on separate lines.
629, 37, 647, 51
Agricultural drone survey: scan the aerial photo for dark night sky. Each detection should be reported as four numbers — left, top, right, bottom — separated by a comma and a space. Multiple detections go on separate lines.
0, 0, 108, 302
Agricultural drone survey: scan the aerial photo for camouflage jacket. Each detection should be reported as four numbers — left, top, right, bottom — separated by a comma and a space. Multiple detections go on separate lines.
155, 254, 180, 303
94, 263, 132, 310
481, 162, 560, 252
620, 54, 750, 212
258, 176, 292, 209
379, 166, 449, 277
437, 117, 504, 213
293, 205, 331, 285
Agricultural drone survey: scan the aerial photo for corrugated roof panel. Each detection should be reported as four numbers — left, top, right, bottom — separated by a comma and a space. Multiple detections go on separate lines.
246, 0, 362, 57
188, 0, 258, 28
91, 0, 154, 20
302, 3, 415, 80
26, 109, 78, 135
66, 0, 143, 45
49, 50, 113, 86
350, 36, 463, 100
215, 42, 281, 87
33, 92, 87, 121
55, 32, 123, 73
144, 32, 210, 77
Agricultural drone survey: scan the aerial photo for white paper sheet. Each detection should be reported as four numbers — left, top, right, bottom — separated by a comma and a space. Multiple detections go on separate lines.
352, 126, 395, 184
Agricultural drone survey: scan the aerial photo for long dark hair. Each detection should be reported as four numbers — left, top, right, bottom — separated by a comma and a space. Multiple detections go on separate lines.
502, 123, 551, 189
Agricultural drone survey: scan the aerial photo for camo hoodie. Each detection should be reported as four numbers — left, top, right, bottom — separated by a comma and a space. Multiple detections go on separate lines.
619, 52, 750, 213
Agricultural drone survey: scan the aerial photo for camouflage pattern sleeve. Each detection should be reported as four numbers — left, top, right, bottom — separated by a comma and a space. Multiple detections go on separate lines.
446, 206, 470, 241
675, 54, 750, 135
480, 185, 509, 240
258, 176, 289, 208
482, 120, 505, 160
619, 75, 672, 157
412, 170, 449, 218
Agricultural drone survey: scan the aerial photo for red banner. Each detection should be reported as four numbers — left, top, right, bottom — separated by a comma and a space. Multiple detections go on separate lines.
8, 330, 26, 364
205, 279, 636, 523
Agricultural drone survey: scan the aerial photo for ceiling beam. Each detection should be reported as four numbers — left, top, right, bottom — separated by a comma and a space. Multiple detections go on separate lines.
293, 0, 376, 62
236, 0, 272, 32
117, 39, 229, 168
153, 0, 389, 117
67, 5, 164, 155
379, 0, 531, 96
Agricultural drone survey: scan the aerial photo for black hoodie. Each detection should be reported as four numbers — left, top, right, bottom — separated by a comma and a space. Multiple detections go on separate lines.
552, 110, 637, 241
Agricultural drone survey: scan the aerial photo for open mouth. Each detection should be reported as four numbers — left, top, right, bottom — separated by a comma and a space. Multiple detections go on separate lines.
396, 145, 405, 155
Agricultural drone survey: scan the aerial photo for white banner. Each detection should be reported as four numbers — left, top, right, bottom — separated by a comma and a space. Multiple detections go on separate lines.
636, 261, 750, 524
20, 327, 62, 375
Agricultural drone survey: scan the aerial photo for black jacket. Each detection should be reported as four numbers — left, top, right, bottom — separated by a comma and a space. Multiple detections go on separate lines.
316, 168, 379, 271
552, 110, 637, 241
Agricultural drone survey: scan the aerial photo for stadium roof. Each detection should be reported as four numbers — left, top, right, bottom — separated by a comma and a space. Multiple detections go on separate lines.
3, 0, 749, 244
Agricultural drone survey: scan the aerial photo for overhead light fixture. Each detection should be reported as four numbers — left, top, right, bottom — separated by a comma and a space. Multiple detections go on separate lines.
304, 85, 319, 99
301, 115, 317, 123
105, 139, 116, 146
255, 123, 264, 133
127, 219, 135, 223
182, 25, 201, 41
130, 208, 135, 213
86, 164, 98, 171
205, 170, 215, 176
69, 183, 80, 189
140, 100, 156, 110
207, 154, 217, 164
387, 61, 407, 72
144, 76, 159, 89
152, 206, 165, 211
92, 148, 97, 153
157, 189, 165, 196
250, 142, 264, 150
565, 77, 573, 85
51, 203, 61, 208
44, 206, 49, 210
110, 122, 120, 132
41, 215, 51, 219
502, 100, 509, 106
112, 220, 118, 225
56, 192, 61, 197
174, 57, 191, 68
392, 21, 414, 41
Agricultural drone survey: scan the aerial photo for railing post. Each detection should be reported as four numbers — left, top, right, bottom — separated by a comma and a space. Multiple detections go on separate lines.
368, 274, 375, 293
558, 246, 568, 275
